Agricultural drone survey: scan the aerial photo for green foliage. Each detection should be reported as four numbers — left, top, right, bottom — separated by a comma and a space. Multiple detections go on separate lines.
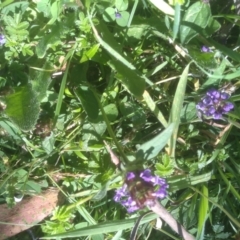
42, 206, 75, 234
180, 1, 211, 44
3, 84, 40, 131
155, 154, 175, 176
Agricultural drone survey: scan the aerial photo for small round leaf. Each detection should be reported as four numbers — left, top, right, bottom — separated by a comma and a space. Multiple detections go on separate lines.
116, 11, 129, 27
103, 7, 116, 22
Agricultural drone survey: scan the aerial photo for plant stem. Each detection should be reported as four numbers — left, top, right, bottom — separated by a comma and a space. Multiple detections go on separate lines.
150, 201, 195, 240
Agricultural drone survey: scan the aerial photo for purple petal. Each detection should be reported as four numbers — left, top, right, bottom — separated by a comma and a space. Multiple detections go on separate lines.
220, 92, 230, 100
213, 112, 223, 119
202, 96, 213, 105
113, 184, 128, 202
126, 172, 136, 180
115, 12, 121, 18
201, 46, 211, 53
152, 188, 168, 199
0, 34, 6, 46
222, 102, 234, 112
140, 169, 153, 182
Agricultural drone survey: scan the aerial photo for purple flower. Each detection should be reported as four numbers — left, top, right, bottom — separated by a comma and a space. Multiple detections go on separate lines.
196, 89, 234, 120
113, 169, 168, 213
201, 45, 211, 53
0, 34, 6, 46
115, 12, 121, 19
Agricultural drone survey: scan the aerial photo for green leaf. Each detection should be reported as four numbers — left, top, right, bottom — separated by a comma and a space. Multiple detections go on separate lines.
102, 103, 118, 122
180, 1, 211, 44
42, 132, 55, 154
1, 1, 29, 14
136, 123, 175, 161
31, 61, 53, 102
103, 7, 116, 22
197, 185, 209, 239
115, 0, 128, 11
203, 17, 221, 37
155, 154, 174, 176
37, 0, 52, 17
74, 86, 99, 120
41, 213, 158, 238
4, 84, 40, 131
116, 11, 130, 27
180, 102, 197, 123
80, 44, 100, 63
169, 63, 190, 157
119, 101, 146, 125
172, 3, 181, 41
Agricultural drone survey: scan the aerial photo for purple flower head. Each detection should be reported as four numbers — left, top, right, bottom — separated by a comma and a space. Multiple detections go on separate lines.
0, 34, 6, 46
201, 45, 211, 53
196, 88, 234, 120
115, 12, 121, 19
113, 169, 168, 213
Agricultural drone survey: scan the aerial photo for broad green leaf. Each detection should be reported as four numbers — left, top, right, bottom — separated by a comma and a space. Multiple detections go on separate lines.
103, 7, 116, 22
48, 1, 61, 25
180, 102, 197, 123
31, 61, 52, 101
204, 17, 221, 37
169, 63, 190, 157
119, 101, 146, 125
136, 123, 174, 161
115, 0, 128, 11
102, 103, 118, 122
172, 3, 181, 41
4, 84, 40, 131
1, 1, 29, 14
37, 0, 51, 17
116, 11, 130, 27
0, 119, 21, 140
180, 1, 211, 44
80, 44, 100, 63
188, 46, 217, 70
74, 86, 99, 120
42, 132, 55, 154
109, 59, 145, 97
25, 180, 42, 194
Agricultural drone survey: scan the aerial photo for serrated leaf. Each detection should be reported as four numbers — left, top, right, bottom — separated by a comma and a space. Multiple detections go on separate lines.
4, 84, 40, 131
1, 2, 29, 14
16, 21, 29, 30
180, 1, 211, 44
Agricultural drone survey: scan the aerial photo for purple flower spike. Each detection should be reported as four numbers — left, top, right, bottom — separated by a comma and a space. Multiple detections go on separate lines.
114, 169, 168, 212
196, 88, 234, 120
0, 34, 6, 46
